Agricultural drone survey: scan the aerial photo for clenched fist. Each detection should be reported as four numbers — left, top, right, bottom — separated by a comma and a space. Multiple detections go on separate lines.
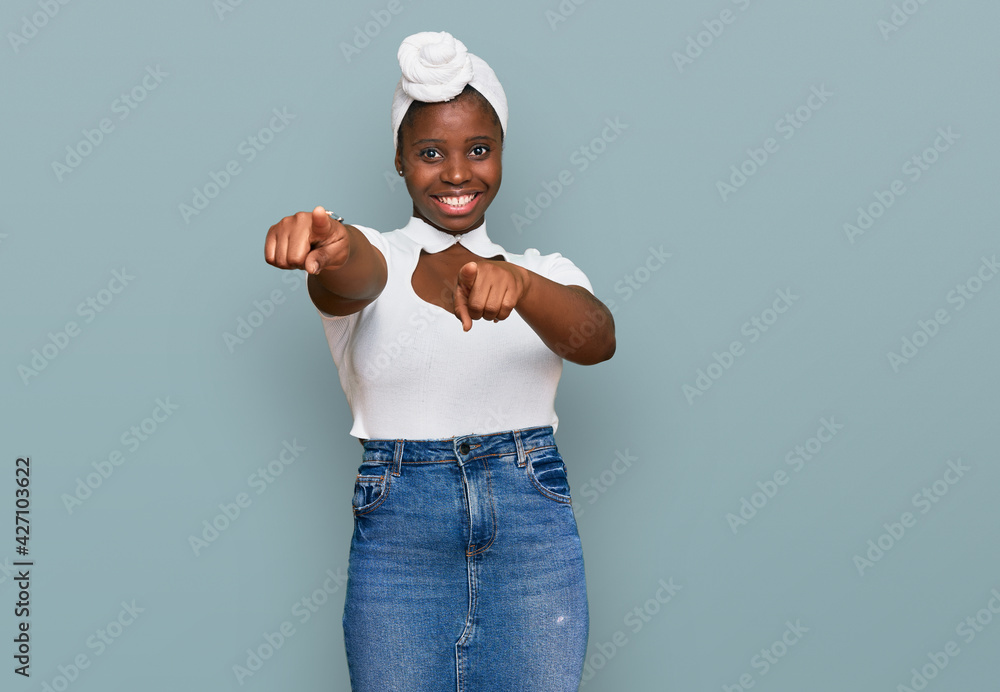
264, 206, 349, 275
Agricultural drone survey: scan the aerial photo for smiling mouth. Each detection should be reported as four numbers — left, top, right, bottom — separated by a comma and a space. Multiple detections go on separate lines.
432, 192, 481, 213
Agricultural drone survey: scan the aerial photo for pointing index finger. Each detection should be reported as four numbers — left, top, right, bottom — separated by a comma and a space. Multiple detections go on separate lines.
454, 262, 478, 332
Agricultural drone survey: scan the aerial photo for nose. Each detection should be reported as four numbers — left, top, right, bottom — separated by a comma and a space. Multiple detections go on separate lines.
441, 156, 471, 186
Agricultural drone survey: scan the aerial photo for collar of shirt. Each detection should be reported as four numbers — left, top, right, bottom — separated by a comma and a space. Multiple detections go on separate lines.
397, 215, 508, 258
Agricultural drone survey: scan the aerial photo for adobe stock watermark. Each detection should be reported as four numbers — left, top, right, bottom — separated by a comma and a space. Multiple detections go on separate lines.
886, 254, 998, 373
224, 291, 289, 354
339, 0, 412, 63
511, 116, 628, 234
61, 397, 180, 514
682, 287, 800, 405
722, 619, 810, 691
878, 0, 933, 41
602, 245, 671, 315
672, 0, 753, 73
545, 0, 590, 31
549, 302, 614, 360
570, 449, 638, 520
17, 267, 136, 386
469, 404, 509, 437
231, 566, 348, 685
32, 600, 144, 691
213, 0, 247, 21
51, 65, 168, 182
842, 126, 959, 244
726, 416, 844, 534
852, 457, 970, 577
357, 277, 456, 380
0, 557, 18, 589
188, 439, 307, 557
384, 167, 404, 192
580, 577, 682, 687
225, 269, 310, 353
179, 107, 295, 223
892, 584, 1000, 692
716, 84, 833, 203
7, 0, 73, 54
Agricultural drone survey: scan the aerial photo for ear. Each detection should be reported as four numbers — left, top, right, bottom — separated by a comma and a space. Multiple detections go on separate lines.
394, 147, 402, 175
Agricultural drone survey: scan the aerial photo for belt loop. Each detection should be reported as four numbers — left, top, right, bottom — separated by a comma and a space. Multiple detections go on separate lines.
513, 428, 526, 468
392, 439, 404, 477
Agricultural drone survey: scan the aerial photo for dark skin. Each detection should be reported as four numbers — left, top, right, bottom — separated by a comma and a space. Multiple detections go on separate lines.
395, 94, 616, 365
266, 93, 615, 365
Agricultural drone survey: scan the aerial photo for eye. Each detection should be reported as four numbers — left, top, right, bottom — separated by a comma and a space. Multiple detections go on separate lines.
471, 145, 489, 156
419, 148, 441, 159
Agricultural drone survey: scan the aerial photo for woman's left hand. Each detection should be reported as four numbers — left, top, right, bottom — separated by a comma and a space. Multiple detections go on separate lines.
453, 260, 530, 331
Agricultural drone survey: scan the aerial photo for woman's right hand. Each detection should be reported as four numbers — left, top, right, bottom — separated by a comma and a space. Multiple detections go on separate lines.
264, 206, 351, 275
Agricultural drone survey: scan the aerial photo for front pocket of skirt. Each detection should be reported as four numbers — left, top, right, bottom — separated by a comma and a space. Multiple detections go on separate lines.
352, 471, 389, 515
525, 447, 572, 504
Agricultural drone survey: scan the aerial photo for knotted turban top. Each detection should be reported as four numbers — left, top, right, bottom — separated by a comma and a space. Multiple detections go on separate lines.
391, 31, 508, 150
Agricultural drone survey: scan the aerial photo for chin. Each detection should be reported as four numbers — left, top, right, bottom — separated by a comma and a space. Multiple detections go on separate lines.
421, 209, 488, 234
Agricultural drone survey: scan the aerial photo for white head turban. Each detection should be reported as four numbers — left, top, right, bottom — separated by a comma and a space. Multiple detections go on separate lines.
391, 31, 508, 151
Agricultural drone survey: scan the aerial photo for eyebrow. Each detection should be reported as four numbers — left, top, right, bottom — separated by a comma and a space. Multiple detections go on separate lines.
412, 135, 496, 146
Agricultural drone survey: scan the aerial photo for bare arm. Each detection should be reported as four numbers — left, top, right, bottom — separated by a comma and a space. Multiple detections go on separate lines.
452, 259, 615, 365
307, 224, 387, 316
513, 270, 616, 365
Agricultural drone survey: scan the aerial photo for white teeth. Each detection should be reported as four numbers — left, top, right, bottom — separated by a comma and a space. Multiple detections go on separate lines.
438, 193, 476, 207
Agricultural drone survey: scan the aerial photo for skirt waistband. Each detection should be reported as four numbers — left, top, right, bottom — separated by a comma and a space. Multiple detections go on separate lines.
359, 425, 556, 465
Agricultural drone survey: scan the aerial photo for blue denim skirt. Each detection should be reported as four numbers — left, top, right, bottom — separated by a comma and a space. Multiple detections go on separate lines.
342, 425, 590, 691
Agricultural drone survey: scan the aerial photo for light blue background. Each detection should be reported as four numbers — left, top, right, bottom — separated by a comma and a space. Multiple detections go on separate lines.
2, 1, 999, 690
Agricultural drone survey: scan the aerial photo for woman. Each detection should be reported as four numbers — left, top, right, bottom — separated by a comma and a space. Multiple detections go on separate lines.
264, 30, 615, 692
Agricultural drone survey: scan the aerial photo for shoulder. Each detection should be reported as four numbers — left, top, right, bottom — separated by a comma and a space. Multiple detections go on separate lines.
345, 222, 420, 272
346, 222, 420, 249
504, 246, 595, 295
345, 223, 389, 250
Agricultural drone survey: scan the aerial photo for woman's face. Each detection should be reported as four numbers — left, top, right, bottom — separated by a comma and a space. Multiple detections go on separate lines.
395, 95, 503, 235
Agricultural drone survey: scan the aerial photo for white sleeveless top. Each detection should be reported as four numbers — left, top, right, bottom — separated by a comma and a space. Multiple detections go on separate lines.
314, 215, 594, 440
